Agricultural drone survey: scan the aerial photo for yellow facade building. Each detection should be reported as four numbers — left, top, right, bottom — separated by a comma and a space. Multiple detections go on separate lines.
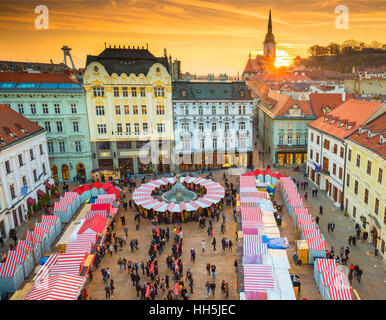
344, 107, 386, 262
83, 45, 175, 175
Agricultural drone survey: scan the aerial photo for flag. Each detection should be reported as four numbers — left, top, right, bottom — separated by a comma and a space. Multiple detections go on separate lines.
313, 162, 320, 173
21, 184, 28, 196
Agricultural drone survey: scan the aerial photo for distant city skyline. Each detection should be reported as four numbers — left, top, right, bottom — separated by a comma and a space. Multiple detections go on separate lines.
0, 0, 385, 75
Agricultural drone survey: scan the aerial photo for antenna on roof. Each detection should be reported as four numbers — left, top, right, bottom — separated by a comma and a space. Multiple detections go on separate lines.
104, 42, 106, 48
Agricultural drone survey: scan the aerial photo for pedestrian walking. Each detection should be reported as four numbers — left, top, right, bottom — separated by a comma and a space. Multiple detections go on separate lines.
345, 247, 350, 260
319, 205, 323, 215
212, 237, 216, 251
315, 216, 320, 226
228, 240, 233, 252
201, 240, 205, 252
211, 264, 216, 279
210, 281, 216, 297
123, 226, 128, 237
357, 268, 363, 283
104, 283, 111, 299
348, 236, 352, 246
327, 222, 331, 233
348, 271, 353, 285
206, 263, 211, 276
120, 215, 126, 226
205, 281, 210, 298
352, 236, 357, 246
331, 222, 335, 232
304, 192, 308, 201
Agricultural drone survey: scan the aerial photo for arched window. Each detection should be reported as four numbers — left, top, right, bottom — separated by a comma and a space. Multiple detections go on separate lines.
212, 106, 216, 115
198, 106, 203, 115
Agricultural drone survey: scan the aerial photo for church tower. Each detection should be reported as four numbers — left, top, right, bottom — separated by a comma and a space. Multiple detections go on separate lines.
263, 10, 276, 63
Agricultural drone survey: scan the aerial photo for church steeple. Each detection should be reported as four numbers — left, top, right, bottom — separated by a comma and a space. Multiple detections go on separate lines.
268, 9, 272, 33
264, 9, 276, 63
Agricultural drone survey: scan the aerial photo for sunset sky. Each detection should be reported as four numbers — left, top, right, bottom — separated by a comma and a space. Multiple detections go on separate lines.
0, 0, 385, 75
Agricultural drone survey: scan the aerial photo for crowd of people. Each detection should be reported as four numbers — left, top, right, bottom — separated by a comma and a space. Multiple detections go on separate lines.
81, 171, 237, 300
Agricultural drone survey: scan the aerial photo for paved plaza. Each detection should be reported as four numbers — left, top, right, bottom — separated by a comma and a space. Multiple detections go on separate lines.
2, 154, 385, 300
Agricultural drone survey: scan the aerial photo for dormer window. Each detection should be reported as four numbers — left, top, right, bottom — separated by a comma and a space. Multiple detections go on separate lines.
239, 90, 245, 97
181, 89, 187, 97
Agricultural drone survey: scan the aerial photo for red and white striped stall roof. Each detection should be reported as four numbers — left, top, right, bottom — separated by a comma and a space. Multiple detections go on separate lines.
240, 191, 269, 199
32, 223, 46, 243
305, 231, 326, 251
192, 177, 203, 184
243, 234, 262, 243
33, 254, 59, 282
240, 202, 259, 208
322, 271, 346, 287
328, 286, 353, 300
95, 197, 115, 205
241, 208, 263, 222
41, 215, 58, 226
316, 259, 337, 272
85, 210, 108, 220
243, 241, 268, 256
66, 234, 97, 254
26, 274, 86, 300
243, 264, 275, 292
0, 250, 27, 277
239, 176, 256, 188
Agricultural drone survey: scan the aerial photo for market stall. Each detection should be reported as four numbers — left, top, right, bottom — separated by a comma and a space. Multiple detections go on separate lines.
313, 258, 338, 289
25, 273, 87, 300
0, 251, 25, 293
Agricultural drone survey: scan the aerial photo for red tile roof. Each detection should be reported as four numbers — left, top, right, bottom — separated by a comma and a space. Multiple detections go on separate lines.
260, 90, 313, 117
0, 104, 44, 149
310, 93, 354, 118
249, 71, 311, 83
308, 99, 383, 140
243, 57, 269, 74
347, 112, 386, 159
0, 72, 79, 84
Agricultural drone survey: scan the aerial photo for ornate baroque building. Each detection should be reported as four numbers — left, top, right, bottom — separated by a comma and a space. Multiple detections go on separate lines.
83, 46, 176, 175
172, 80, 255, 171
0, 72, 92, 182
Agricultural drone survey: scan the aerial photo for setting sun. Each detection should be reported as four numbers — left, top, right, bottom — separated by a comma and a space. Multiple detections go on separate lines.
274, 50, 294, 67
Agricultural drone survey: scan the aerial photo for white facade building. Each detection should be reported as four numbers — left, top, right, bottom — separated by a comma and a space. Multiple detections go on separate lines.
0, 105, 52, 239
172, 80, 255, 171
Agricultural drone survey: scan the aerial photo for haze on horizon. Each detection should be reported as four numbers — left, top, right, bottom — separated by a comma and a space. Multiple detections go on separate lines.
0, 0, 385, 75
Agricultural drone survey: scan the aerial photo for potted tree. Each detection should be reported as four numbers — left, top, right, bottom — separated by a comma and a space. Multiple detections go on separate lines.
33, 203, 39, 215
27, 207, 33, 220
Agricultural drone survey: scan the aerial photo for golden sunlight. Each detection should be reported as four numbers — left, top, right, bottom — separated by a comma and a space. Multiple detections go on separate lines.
274, 49, 294, 67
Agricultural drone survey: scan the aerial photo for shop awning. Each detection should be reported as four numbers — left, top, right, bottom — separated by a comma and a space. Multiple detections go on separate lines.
37, 189, 45, 198
27, 197, 36, 206
45, 182, 53, 190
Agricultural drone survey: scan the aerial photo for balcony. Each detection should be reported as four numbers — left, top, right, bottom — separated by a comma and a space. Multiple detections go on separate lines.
180, 131, 192, 138
237, 129, 249, 136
